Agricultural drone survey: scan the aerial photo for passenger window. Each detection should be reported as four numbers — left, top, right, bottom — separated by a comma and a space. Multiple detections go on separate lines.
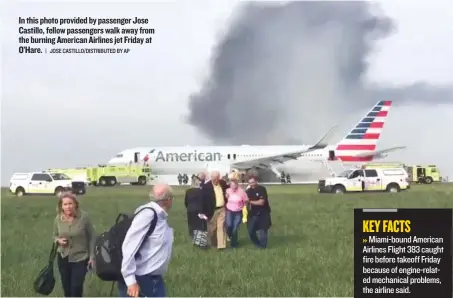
233, 154, 237, 160
42, 174, 52, 181
432, 169, 437, 172
32, 173, 51, 181
365, 170, 378, 177
350, 170, 364, 179
227, 154, 231, 159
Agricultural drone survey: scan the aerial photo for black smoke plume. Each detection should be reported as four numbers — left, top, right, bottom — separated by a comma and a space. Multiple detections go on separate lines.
187, 1, 452, 145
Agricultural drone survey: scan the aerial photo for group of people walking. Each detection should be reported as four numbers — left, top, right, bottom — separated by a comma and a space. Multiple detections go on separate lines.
48, 170, 271, 298
51, 184, 175, 298
185, 171, 271, 249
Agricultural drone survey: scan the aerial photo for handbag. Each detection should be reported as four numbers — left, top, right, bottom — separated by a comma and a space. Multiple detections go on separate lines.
193, 219, 208, 248
33, 243, 58, 295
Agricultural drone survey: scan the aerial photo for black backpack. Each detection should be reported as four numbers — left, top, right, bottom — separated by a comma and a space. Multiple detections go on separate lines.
33, 243, 57, 295
94, 207, 158, 281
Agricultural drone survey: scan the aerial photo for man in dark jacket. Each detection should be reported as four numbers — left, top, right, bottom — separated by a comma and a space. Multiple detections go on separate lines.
198, 172, 207, 186
197, 172, 208, 192
246, 176, 271, 248
201, 171, 228, 249
184, 177, 204, 237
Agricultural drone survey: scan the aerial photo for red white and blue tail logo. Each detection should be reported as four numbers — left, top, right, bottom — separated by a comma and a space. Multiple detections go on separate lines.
335, 101, 392, 162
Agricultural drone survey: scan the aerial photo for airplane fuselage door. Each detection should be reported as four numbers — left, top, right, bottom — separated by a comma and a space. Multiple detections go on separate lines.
328, 150, 336, 161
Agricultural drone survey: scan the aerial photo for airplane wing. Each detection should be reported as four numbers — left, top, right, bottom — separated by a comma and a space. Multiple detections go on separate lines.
354, 146, 407, 157
231, 125, 338, 169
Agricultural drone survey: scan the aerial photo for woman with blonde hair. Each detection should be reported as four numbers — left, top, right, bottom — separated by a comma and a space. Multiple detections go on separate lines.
53, 192, 96, 297
228, 171, 249, 224
225, 178, 248, 248
228, 171, 240, 183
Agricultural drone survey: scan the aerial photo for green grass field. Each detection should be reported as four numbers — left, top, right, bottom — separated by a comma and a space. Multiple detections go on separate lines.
2, 184, 452, 297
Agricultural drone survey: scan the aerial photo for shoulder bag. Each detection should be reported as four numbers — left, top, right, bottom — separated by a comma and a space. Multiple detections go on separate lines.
33, 243, 58, 295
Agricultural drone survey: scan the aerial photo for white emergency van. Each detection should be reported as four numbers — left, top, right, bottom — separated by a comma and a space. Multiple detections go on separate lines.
317, 167, 409, 194
9, 172, 74, 197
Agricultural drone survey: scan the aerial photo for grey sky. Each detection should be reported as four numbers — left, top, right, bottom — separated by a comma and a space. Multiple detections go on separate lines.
1, 1, 453, 185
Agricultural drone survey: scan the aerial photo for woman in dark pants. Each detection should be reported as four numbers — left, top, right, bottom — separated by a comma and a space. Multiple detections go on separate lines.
184, 177, 204, 238
53, 192, 96, 297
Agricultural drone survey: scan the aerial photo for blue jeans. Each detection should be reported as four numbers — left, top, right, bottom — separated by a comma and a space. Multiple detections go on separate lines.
247, 215, 268, 248
118, 274, 165, 297
225, 210, 242, 248
57, 255, 88, 297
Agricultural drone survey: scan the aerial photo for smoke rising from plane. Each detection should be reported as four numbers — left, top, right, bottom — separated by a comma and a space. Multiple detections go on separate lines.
187, 1, 453, 146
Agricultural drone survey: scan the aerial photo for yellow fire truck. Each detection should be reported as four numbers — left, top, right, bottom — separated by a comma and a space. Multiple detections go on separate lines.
405, 165, 441, 184
47, 164, 152, 186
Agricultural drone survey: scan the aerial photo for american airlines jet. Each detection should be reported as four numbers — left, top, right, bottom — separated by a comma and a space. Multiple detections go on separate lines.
108, 101, 405, 177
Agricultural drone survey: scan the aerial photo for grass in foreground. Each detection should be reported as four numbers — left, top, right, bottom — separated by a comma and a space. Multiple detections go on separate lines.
1, 184, 452, 297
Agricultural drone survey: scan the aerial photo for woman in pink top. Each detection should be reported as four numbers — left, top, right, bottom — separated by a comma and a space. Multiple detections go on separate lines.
225, 179, 248, 248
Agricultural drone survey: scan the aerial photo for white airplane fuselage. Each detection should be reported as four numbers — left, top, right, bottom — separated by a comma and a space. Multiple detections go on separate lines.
108, 101, 399, 177
107, 145, 382, 176
109, 145, 307, 175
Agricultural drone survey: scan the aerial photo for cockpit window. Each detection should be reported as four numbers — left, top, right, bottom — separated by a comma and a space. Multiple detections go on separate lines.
149, 149, 155, 154
115, 154, 123, 158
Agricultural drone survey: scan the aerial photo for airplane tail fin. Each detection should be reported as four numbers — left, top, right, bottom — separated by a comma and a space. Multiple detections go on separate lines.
335, 101, 392, 162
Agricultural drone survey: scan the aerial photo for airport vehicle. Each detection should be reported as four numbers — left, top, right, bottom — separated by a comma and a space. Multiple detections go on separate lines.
47, 167, 90, 184
405, 165, 441, 184
317, 167, 409, 194
47, 164, 152, 186
9, 172, 85, 197
89, 164, 151, 186
362, 162, 406, 169
108, 101, 405, 178
362, 163, 441, 184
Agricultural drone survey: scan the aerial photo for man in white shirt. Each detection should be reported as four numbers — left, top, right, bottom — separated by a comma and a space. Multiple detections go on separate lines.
119, 184, 174, 298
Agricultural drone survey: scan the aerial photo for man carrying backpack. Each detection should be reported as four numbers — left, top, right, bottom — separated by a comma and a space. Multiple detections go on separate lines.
119, 184, 174, 297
